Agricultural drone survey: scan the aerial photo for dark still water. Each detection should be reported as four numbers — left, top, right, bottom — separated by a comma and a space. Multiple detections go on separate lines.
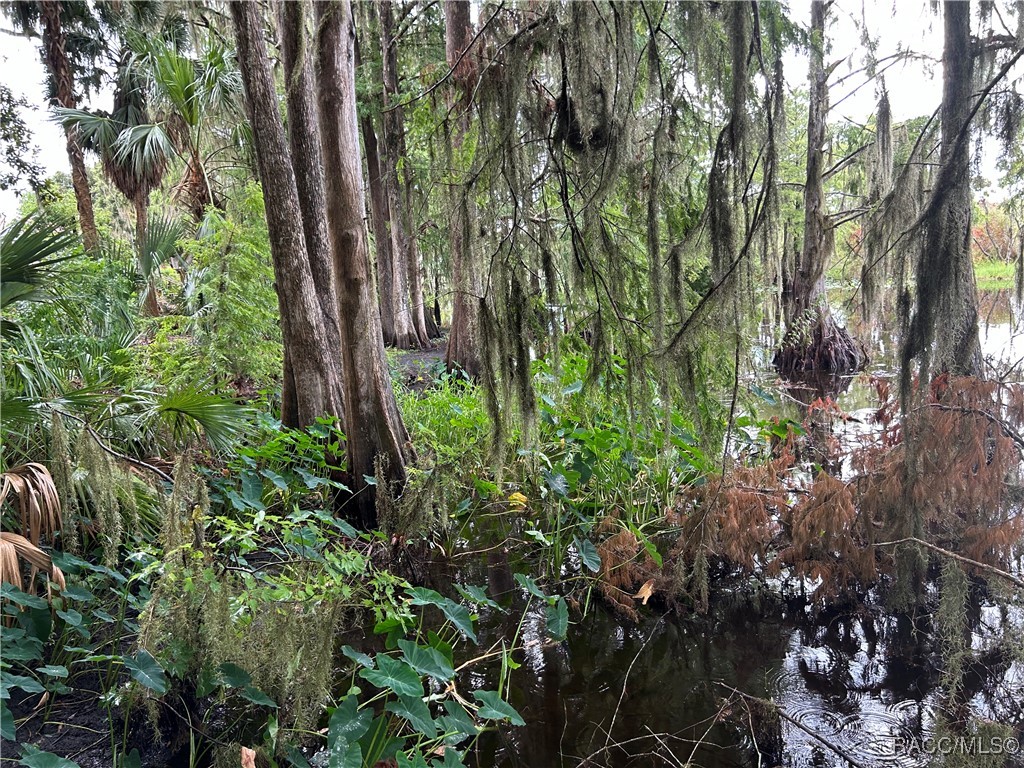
446, 291, 1024, 768
456, 585, 1024, 768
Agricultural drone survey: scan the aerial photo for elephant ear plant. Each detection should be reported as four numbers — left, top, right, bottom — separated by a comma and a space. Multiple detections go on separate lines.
287, 583, 530, 768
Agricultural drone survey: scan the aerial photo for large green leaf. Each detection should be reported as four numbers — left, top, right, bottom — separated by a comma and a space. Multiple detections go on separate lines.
1, 672, 45, 696
385, 694, 438, 738
17, 745, 81, 768
513, 573, 548, 601
341, 645, 374, 669
438, 700, 478, 740
1, 699, 15, 741
122, 650, 168, 694
398, 639, 455, 682
241, 686, 277, 708
406, 588, 477, 642
217, 662, 252, 688
358, 655, 422, 698
545, 597, 569, 641
472, 691, 525, 726
327, 696, 371, 768
574, 537, 601, 573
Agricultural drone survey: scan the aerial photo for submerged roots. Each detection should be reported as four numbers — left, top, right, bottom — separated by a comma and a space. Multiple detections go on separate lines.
774, 308, 868, 377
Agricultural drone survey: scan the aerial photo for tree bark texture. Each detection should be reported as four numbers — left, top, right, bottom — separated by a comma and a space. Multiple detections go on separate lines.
231, 0, 345, 429
379, 0, 430, 348
360, 109, 399, 346
316, 0, 414, 529
903, 0, 983, 380
279, 0, 343, 359
443, 0, 483, 376
788, 0, 831, 326
39, 0, 99, 253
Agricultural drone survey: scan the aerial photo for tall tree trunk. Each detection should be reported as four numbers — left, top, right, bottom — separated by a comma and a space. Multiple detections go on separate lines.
279, 0, 343, 360
788, 0, 831, 326
134, 194, 160, 317
39, 0, 99, 253
360, 110, 399, 346
423, 257, 441, 338
774, 0, 865, 377
316, 0, 414, 529
231, 0, 345, 429
902, 0, 983, 382
379, 0, 429, 349
443, 0, 482, 376
380, 144, 419, 349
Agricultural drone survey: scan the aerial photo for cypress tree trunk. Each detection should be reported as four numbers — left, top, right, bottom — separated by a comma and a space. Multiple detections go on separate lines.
379, 0, 430, 348
902, 0, 983, 382
316, 0, 414, 529
788, 0, 830, 325
231, 0, 345, 429
360, 110, 399, 346
39, 0, 99, 253
134, 194, 160, 317
775, 0, 865, 377
279, 0, 343, 360
443, 0, 483, 377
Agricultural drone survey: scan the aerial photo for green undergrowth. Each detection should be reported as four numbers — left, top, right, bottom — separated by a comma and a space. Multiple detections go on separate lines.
2, 409, 570, 768
397, 352, 791, 589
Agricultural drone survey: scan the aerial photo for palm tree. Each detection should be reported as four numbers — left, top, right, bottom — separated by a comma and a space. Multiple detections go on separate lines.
130, 35, 242, 220
57, 64, 172, 315
1, 0, 104, 251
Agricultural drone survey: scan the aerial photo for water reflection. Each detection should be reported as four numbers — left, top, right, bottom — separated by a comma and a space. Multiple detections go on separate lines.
442, 290, 1024, 768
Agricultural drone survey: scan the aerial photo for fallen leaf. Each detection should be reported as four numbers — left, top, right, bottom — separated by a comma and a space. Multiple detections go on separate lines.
633, 579, 655, 605
508, 492, 528, 508
241, 746, 257, 768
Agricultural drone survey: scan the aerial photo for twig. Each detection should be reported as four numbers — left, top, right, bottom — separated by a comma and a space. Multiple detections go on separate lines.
51, 409, 174, 485
875, 536, 1024, 590
604, 614, 666, 749
716, 683, 871, 768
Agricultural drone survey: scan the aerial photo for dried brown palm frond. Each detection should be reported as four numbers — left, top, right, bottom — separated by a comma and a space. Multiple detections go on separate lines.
0, 536, 21, 591
0, 463, 63, 548
0, 532, 66, 600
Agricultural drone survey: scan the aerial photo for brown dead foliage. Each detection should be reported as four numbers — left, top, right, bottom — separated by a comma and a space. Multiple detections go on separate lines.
638, 375, 1024, 613
775, 471, 873, 597
854, 375, 1024, 572
596, 527, 660, 621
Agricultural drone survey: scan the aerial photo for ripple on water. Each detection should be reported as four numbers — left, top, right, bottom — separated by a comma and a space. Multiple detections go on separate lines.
771, 632, 936, 768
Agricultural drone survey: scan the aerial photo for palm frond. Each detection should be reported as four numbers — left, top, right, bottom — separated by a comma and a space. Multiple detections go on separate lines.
147, 43, 200, 127
114, 122, 178, 179
197, 41, 242, 114
0, 463, 63, 549
152, 388, 251, 451
53, 107, 119, 152
0, 214, 78, 312
3, 324, 63, 398
138, 210, 186, 279
0, 532, 66, 603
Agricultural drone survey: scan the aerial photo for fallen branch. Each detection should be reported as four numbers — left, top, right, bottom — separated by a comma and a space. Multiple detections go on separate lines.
52, 409, 174, 485
875, 537, 1024, 590
715, 683, 871, 768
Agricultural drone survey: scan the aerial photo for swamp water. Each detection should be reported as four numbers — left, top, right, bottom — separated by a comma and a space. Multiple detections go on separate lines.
421, 291, 1024, 768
